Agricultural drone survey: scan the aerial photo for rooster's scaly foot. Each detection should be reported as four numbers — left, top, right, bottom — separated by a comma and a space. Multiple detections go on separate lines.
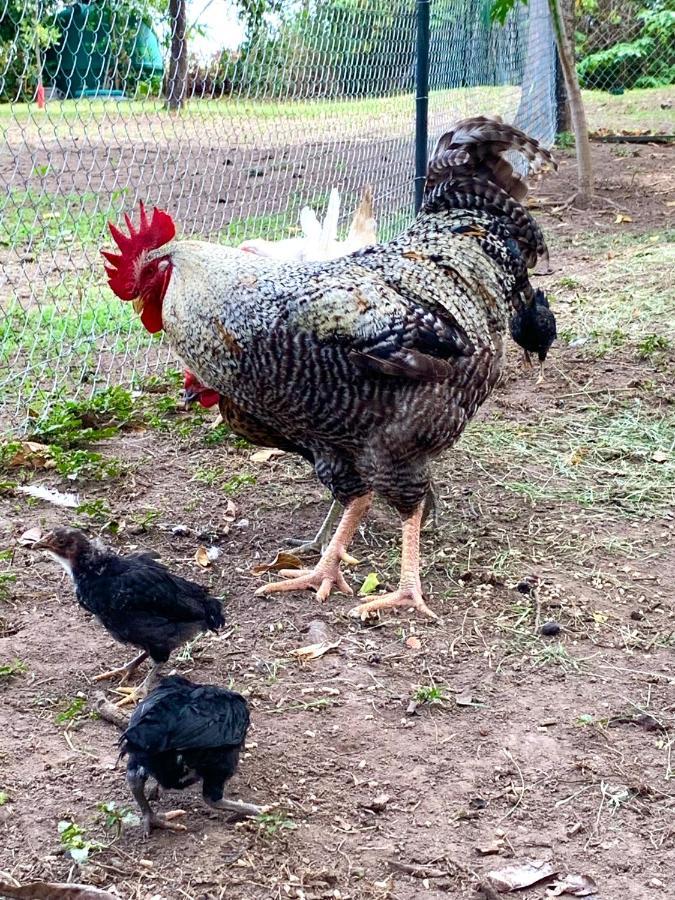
349, 586, 438, 621
255, 559, 353, 601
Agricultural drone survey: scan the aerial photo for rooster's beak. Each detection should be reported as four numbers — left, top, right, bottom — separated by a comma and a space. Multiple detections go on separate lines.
132, 298, 144, 315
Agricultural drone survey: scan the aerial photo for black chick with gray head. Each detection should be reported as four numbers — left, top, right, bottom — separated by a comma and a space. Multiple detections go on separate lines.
119, 675, 262, 837
32, 527, 224, 701
510, 288, 557, 373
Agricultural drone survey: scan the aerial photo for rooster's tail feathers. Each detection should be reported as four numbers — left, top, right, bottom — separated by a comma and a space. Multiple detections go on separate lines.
424, 116, 556, 269
425, 115, 556, 202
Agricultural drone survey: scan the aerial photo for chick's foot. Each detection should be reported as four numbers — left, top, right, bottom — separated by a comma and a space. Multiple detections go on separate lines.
93, 650, 149, 684
142, 809, 187, 839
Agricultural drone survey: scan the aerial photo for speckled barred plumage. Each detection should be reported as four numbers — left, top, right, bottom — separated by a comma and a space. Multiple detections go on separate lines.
105, 116, 557, 617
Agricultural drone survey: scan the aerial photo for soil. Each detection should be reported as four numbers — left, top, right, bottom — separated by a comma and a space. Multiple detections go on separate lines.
0, 143, 673, 900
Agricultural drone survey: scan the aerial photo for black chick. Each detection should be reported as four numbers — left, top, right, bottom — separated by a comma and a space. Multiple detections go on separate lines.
510, 288, 557, 375
119, 675, 262, 837
33, 528, 224, 699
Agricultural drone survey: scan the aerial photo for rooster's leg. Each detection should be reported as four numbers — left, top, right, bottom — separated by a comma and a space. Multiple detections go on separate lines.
93, 650, 149, 684
349, 502, 438, 620
285, 500, 344, 557
255, 493, 372, 601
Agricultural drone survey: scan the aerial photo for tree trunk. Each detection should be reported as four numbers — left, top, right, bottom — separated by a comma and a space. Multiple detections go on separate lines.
166, 0, 188, 110
548, 0, 593, 206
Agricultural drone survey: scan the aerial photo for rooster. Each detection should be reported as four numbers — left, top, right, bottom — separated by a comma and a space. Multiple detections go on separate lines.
183, 187, 378, 556
104, 116, 556, 619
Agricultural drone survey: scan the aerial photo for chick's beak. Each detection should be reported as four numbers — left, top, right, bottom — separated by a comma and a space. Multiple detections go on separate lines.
31, 534, 52, 551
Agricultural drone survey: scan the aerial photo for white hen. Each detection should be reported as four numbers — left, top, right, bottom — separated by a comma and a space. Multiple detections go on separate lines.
238, 186, 376, 261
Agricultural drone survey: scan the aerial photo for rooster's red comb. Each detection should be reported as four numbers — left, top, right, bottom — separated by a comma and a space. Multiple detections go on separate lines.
102, 202, 176, 301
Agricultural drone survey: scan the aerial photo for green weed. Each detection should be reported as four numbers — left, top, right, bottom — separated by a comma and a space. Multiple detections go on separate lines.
55, 695, 89, 726
97, 801, 140, 836
223, 473, 256, 494
0, 659, 26, 679
256, 810, 297, 836
413, 684, 446, 705
57, 819, 103, 863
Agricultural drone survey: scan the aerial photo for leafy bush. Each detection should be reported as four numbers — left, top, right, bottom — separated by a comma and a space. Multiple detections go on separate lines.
577, 3, 675, 90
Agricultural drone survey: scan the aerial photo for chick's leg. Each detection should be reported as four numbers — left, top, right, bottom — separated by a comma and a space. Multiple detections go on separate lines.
93, 650, 149, 684
115, 660, 164, 708
285, 500, 343, 556
349, 502, 437, 620
127, 767, 186, 839
255, 493, 372, 601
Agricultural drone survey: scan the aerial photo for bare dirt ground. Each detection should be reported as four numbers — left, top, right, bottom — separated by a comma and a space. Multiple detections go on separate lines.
0, 143, 674, 900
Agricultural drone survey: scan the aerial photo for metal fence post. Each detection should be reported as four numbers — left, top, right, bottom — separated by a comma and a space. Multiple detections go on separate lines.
414, 0, 430, 213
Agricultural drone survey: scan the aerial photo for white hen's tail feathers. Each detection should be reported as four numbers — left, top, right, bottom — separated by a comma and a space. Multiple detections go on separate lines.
241, 186, 377, 262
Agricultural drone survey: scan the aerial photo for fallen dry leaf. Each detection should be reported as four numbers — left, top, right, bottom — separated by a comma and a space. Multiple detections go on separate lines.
487, 859, 558, 892
651, 449, 668, 463
250, 550, 303, 576
250, 447, 285, 463
288, 639, 341, 662
614, 213, 632, 224
6, 441, 56, 470
0, 882, 118, 900
224, 499, 237, 521
547, 873, 598, 897
475, 839, 505, 856
195, 545, 220, 567
19, 526, 43, 546
455, 692, 475, 707
359, 793, 390, 812
405, 636, 421, 650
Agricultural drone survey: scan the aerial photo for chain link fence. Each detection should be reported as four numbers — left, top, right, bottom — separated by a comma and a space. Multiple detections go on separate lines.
0, 0, 565, 431
575, 0, 674, 93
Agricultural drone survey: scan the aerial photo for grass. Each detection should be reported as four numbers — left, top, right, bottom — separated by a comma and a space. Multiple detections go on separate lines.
0, 659, 26, 679
0, 188, 129, 250
1, 86, 669, 142
413, 684, 447, 705
553, 230, 675, 356
462, 399, 675, 519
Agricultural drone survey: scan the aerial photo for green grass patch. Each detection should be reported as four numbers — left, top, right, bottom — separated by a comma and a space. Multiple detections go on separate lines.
0, 188, 128, 250
554, 231, 675, 357
463, 399, 675, 519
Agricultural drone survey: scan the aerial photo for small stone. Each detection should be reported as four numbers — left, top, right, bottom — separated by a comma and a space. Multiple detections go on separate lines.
539, 621, 561, 637
630, 609, 645, 621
